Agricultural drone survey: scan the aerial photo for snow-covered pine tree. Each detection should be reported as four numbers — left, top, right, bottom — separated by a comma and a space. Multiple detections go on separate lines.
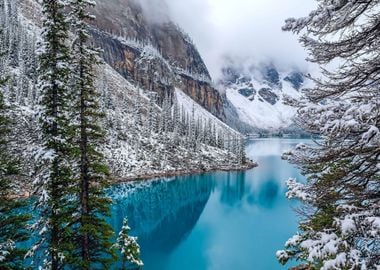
6, 0, 19, 70
0, 1, 9, 69
0, 55, 30, 270
172, 96, 180, 132
171, 98, 180, 145
147, 95, 157, 133
116, 218, 143, 270
161, 93, 172, 133
32, 0, 77, 268
195, 117, 201, 141
189, 105, 196, 149
204, 119, 212, 146
232, 134, 239, 164
7, 75, 17, 104
134, 89, 143, 127
100, 74, 113, 110
241, 137, 245, 162
158, 107, 164, 135
217, 129, 224, 150
226, 133, 232, 164
69, 0, 117, 268
166, 94, 173, 133
160, 95, 166, 133
180, 105, 187, 138
19, 28, 37, 106
197, 118, 205, 144
210, 123, 217, 147
277, 1, 380, 269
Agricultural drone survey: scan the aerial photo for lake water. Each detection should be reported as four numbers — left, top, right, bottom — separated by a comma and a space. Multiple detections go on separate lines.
109, 138, 308, 270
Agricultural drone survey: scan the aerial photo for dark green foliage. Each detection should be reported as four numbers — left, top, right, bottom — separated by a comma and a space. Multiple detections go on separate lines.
68, 0, 117, 268
278, 1, 380, 267
0, 79, 30, 269
34, 0, 78, 268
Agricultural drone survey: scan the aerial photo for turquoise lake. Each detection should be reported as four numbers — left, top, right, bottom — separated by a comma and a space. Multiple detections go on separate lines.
109, 138, 308, 270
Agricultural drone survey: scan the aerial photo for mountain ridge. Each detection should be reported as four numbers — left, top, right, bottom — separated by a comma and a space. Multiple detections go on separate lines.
89, 0, 225, 119
0, 0, 251, 194
219, 58, 310, 133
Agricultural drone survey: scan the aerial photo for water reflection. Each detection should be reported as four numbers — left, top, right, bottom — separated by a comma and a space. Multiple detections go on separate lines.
109, 138, 309, 270
220, 171, 245, 206
110, 174, 215, 269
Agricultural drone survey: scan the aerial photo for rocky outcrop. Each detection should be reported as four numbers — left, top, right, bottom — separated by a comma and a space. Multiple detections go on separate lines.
178, 74, 224, 117
219, 58, 309, 132
19, 0, 226, 118
88, 0, 225, 119
238, 87, 256, 98
90, 29, 173, 104
258, 88, 279, 105
284, 71, 305, 90
261, 64, 281, 88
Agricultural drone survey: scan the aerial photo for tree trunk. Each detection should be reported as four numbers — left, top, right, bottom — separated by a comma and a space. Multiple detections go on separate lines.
79, 50, 90, 266
51, 2, 59, 266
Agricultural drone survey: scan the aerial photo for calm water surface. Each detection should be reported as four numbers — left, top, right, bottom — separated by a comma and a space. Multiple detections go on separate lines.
109, 139, 308, 270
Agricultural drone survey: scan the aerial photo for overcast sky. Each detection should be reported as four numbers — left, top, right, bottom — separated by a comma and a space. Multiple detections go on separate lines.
162, 0, 316, 78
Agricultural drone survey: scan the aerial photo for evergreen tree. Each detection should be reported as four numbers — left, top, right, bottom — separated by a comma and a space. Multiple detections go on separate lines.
69, 0, 117, 268
277, 1, 380, 269
180, 104, 186, 134
6, 0, 19, 69
171, 98, 180, 145
134, 89, 143, 127
31, 0, 77, 268
237, 136, 245, 164
210, 123, 217, 147
172, 97, 180, 133
189, 105, 196, 150
217, 129, 224, 150
232, 135, 239, 163
0, 57, 30, 270
147, 95, 157, 133
160, 93, 172, 133
226, 133, 232, 165
165, 94, 173, 133
116, 218, 143, 270
204, 119, 212, 146
158, 107, 164, 135
197, 118, 205, 144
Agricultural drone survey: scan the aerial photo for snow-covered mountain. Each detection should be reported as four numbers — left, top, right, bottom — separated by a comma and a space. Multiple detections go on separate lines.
0, 0, 250, 192
220, 58, 310, 133
89, 0, 226, 120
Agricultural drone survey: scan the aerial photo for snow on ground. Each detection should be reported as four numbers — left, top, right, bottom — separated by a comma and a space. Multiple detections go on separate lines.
8, 60, 244, 192
225, 72, 305, 131
175, 88, 238, 135
95, 64, 244, 180
6, 1, 249, 190
226, 90, 295, 131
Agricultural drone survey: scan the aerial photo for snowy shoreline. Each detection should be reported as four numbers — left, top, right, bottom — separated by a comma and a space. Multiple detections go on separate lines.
14, 161, 257, 199
115, 161, 258, 183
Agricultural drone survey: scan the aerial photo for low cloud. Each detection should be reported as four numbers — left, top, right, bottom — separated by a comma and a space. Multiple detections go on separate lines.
166, 0, 316, 77
137, 0, 317, 79
134, 0, 170, 24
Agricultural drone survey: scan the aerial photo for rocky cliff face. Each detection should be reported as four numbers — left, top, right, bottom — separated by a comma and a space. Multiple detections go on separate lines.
17, 0, 226, 120
1, 0, 240, 188
89, 0, 225, 119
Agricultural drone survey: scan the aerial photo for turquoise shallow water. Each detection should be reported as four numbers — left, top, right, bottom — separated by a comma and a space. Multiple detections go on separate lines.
109, 138, 308, 270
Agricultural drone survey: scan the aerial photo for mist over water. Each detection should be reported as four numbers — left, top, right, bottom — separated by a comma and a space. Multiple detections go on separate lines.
109, 138, 309, 270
